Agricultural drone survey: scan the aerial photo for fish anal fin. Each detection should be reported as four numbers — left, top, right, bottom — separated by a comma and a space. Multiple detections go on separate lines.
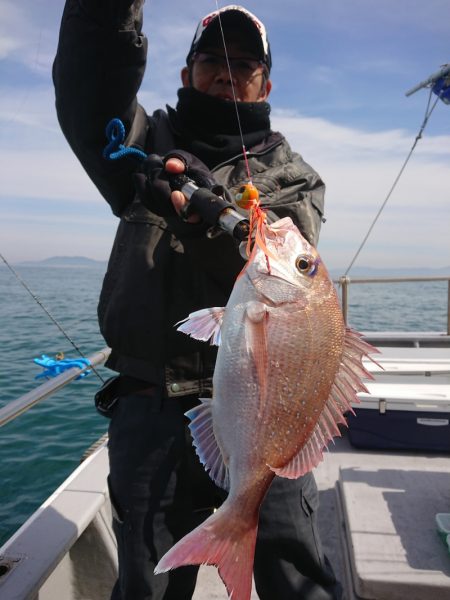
269, 423, 331, 479
270, 327, 378, 479
186, 399, 230, 491
176, 307, 225, 346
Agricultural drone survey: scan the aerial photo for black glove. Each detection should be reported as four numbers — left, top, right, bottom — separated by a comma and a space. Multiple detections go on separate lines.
164, 150, 218, 191
134, 150, 251, 242
133, 153, 173, 217
133, 150, 230, 222
80, 0, 144, 31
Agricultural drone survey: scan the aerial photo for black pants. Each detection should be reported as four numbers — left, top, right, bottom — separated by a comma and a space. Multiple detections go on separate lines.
107, 391, 342, 600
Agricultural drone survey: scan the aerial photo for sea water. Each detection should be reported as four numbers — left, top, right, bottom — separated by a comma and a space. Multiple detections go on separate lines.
0, 263, 448, 546
0, 264, 108, 546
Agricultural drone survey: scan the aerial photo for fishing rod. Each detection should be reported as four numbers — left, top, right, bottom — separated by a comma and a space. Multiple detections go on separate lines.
0, 252, 106, 383
104, 2, 265, 250
2, 26, 107, 385
170, 2, 268, 263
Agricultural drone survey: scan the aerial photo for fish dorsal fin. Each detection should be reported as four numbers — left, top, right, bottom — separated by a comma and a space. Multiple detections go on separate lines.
176, 307, 226, 346
186, 399, 230, 491
269, 328, 378, 478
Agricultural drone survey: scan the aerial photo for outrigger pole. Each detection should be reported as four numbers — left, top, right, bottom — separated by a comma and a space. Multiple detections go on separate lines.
405, 63, 450, 102
344, 63, 448, 275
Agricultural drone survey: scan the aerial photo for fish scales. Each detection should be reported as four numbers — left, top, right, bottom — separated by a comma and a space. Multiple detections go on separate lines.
156, 216, 377, 600
214, 281, 342, 469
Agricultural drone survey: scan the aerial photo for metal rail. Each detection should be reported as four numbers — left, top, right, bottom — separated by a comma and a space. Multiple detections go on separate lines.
2, 276, 449, 427
335, 275, 450, 335
0, 348, 111, 429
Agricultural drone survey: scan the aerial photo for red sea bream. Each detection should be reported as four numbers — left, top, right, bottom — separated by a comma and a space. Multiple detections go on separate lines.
155, 216, 377, 599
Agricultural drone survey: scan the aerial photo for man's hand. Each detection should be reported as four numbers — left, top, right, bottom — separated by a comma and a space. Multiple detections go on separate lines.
165, 158, 201, 223
135, 150, 221, 224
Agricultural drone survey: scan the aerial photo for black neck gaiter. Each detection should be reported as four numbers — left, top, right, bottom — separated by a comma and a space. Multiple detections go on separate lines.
168, 87, 272, 168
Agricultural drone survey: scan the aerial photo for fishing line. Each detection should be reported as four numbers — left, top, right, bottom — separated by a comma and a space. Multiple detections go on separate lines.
214, 0, 253, 182
2, 26, 106, 383
344, 87, 440, 276
213, 1, 274, 275
0, 252, 105, 383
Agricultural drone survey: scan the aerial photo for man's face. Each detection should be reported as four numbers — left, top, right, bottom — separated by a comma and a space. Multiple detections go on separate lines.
181, 41, 272, 103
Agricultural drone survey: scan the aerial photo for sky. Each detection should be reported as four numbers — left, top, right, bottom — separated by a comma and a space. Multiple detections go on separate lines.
1, 0, 449, 272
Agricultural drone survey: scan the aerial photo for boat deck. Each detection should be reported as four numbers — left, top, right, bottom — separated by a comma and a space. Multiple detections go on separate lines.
1, 428, 449, 599
194, 431, 450, 599
1, 340, 450, 599
194, 343, 450, 598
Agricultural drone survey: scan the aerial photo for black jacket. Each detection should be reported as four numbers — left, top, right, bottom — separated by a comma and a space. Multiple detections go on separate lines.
53, 0, 326, 397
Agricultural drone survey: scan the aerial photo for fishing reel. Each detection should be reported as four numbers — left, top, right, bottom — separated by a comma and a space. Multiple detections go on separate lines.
103, 118, 258, 244
167, 168, 252, 243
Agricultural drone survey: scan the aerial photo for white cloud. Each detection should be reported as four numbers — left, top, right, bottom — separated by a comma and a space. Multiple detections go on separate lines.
261, 0, 450, 34
0, 147, 103, 202
270, 111, 450, 270
1, 0, 449, 269
0, 3, 26, 59
2, 108, 448, 269
0, 2, 55, 73
272, 110, 450, 159
0, 85, 60, 136
0, 37, 21, 60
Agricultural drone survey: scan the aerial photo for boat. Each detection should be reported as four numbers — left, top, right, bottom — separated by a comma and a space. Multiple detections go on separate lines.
1, 274, 449, 600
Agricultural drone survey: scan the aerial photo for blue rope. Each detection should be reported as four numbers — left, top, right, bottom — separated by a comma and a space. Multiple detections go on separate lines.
103, 118, 148, 161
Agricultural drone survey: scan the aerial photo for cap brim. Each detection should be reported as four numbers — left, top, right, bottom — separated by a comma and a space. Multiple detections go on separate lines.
189, 9, 269, 69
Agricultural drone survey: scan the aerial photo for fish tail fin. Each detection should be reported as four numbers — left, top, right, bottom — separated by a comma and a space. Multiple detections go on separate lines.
155, 502, 257, 600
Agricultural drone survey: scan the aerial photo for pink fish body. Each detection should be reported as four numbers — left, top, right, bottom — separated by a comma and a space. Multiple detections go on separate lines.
156, 217, 376, 599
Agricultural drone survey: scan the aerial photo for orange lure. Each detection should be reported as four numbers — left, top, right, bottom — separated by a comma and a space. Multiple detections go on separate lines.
235, 183, 274, 272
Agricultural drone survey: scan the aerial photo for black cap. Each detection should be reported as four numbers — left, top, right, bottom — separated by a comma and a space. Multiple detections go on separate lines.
186, 5, 272, 72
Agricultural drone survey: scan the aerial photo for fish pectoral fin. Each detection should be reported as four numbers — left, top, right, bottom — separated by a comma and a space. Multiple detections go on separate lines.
176, 307, 226, 346
245, 301, 269, 397
185, 399, 230, 491
245, 300, 268, 324
269, 328, 378, 479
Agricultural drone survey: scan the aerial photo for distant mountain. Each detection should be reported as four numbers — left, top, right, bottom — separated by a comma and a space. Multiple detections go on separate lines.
10, 257, 450, 276
329, 265, 450, 278
17, 256, 107, 267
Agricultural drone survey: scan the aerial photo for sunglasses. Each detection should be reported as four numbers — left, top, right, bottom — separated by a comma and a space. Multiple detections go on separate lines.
192, 52, 267, 80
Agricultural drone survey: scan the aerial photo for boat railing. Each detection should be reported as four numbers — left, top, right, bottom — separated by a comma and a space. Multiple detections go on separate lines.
0, 347, 111, 429
1, 275, 449, 429
335, 275, 450, 335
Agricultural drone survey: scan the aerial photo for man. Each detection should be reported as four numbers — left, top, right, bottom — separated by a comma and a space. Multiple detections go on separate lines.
53, 2, 342, 599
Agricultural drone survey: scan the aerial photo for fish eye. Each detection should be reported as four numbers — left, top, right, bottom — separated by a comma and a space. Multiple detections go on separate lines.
295, 255, 317, 276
